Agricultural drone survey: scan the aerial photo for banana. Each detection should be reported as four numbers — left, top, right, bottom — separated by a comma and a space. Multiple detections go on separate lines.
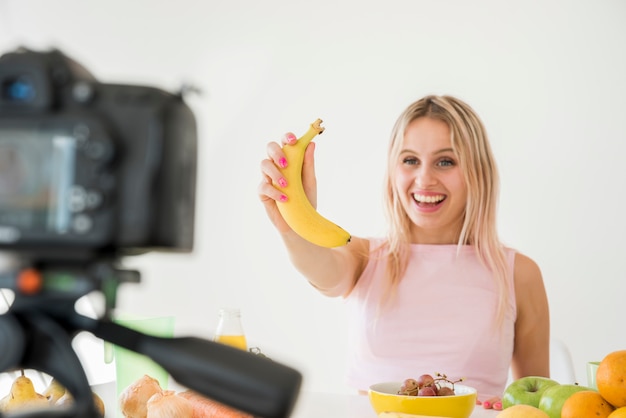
275, 119, 351, 248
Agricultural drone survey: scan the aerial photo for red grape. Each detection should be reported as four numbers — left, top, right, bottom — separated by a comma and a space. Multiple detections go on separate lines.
417, 386, 437, 396
398, 373, 462, 397
416, 374, 435, 389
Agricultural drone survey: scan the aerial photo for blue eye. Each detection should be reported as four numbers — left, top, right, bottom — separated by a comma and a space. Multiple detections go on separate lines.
438, 159, 455, 167
402, 157, 418, 166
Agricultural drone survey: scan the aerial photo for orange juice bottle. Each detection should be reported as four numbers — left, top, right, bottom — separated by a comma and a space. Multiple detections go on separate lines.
213, 308, 247, 350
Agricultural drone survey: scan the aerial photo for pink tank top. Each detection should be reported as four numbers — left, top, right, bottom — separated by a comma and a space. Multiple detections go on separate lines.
344, 238, 516, 401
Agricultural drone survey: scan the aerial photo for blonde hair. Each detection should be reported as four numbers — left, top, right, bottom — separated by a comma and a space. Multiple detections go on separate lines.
382, 95, 509, 321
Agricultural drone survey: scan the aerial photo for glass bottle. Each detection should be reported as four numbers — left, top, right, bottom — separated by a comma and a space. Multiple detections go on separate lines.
213, 307, 247, 350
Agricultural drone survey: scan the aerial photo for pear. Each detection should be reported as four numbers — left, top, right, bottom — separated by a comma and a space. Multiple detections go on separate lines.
42, 377, 67, 404
56, 390, 106, 416
56, 391, 73, 409
93, 392, 106, 416
0, 372, 49, 412
0, 393, 9, 412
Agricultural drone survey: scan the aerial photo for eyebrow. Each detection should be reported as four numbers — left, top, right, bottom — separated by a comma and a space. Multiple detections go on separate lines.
399, 147, 455, 155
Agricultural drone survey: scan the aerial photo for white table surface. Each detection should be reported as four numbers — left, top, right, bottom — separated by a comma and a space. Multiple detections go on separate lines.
91, 380, 500, 418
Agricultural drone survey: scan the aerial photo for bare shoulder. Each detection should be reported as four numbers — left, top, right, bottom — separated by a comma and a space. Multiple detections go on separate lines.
513, 251, 549, 323
514, 252, 543, 286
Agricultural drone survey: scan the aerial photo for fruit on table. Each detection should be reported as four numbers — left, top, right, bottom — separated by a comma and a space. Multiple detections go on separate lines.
537, 383, 592, 418
609, 407, 626, 417
0, 371, 48, 413
501, 376, 559, 408
42, 377, 105, 416
496, 404, 549, 417
55, 390, 106, 416
398, 373, 463, 396
597, 349, 626, 408
178, 390, 253, 418
275, 119, 351, 248
560, 390, 615, 418
42, 377, 66, 404
119, 374, 163, 418
146, 390, 193, 418
119, 375, 254, 418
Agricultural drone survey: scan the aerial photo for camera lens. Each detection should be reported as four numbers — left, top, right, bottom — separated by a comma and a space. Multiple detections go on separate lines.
2, 76, 36, 101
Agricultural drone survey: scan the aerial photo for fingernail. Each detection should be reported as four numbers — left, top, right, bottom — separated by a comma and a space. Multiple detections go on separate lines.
278, 177, 287, 187
483, 401, 491, 409
279, 157, 287, 168
493, 402, 502, 410
285, 133, 296, 143
279, 194, 288, 202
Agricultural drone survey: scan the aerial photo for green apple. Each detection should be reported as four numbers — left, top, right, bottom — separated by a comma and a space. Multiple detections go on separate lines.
538, 383, 592, 418
502, 376, 560, 408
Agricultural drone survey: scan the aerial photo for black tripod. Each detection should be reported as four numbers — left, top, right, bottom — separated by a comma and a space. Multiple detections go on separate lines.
0, 260, 302, 418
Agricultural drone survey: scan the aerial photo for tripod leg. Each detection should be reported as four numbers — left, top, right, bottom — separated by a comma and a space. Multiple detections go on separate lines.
16, 313, 100, 417
0, 313, 25, 372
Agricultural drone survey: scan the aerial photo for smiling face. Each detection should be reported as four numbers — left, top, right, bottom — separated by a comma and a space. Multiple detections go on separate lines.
394, 117, 467, 244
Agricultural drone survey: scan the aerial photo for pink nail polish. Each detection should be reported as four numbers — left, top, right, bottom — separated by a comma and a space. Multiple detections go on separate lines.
285, 133, 296, 143
278, 178, 287, 187
483, 401, 491, 409
493, 402, 502, 410
279, 194, 288, 202
279, 157, 287, 168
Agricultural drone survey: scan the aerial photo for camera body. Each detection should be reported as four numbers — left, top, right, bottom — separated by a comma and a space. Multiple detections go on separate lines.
0, 48, 197, 262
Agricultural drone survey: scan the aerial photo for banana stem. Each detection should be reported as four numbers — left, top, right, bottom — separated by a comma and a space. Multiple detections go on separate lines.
297, 119, 325, 148
310, 118, 324, 135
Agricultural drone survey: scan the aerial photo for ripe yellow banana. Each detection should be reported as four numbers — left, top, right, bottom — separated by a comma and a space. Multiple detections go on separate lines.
275, 119, 351, 248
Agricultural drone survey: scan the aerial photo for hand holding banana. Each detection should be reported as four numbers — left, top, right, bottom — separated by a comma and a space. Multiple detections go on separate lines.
263, 119, 351, 248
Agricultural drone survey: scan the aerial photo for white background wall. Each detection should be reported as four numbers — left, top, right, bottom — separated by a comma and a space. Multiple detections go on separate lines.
1, 0, 625, 395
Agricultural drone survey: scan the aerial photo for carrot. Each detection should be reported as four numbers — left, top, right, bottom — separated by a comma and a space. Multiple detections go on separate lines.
177, 390, 253, 418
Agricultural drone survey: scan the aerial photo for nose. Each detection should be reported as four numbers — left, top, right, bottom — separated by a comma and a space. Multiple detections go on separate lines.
414, 166, 437, 188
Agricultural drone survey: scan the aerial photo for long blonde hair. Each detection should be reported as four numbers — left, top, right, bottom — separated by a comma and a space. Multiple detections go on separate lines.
382, 95, 510, 321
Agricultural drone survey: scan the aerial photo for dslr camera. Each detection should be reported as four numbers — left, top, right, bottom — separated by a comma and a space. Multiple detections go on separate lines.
0, 47, 197, 262
0, 48, 301, 418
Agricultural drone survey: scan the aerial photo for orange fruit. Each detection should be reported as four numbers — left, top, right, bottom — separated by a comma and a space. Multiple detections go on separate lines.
609, 407, 626, 417
597, 350, 626, 408
497, 404, 549, 417
561, 390, 615, 418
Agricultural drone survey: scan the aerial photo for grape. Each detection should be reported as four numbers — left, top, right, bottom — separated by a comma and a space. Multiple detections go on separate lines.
398, 378, 419, 396
417, 387, 437, 396
416, 374, 435, 389
437, 387, 455, 396
397, 373, 463, 397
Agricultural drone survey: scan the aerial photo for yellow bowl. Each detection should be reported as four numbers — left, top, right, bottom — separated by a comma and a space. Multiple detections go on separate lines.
369, 382, 477, 418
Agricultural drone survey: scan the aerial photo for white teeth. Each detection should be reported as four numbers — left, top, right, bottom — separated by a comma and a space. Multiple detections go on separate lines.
413, 194, 445, 203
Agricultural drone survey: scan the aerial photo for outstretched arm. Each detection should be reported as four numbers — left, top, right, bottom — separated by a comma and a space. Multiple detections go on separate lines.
258, 132, 368, 297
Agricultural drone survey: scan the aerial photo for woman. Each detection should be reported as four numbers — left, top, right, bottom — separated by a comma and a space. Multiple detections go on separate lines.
258, 95, 550, 409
